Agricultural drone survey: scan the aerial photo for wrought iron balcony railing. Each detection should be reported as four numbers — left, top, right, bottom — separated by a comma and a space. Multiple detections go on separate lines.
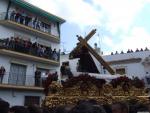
0, 38, 60, 65
0, 72, 45, 89
0, 12, 60, 42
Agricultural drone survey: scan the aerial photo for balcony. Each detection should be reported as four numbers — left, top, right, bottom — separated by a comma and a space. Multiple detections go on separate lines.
0, 84, 44, 91
0, 12, 60, 43
0, 49, 59, 65
0, 73, 44, 91
0, 38, 60, 66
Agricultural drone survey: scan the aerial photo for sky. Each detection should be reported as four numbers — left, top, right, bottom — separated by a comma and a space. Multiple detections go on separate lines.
26, 0, 150, 55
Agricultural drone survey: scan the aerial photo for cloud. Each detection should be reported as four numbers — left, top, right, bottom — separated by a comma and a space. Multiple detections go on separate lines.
26, 0, 102, 30
92, 0, 146, 34
26, 0, 150, 54
25, 0, 58, 14
102, 36, 114, 48
27, 0, 148, 33
118, 27, 150, 50
103, 27, 150, 54
27, 0, 150, 35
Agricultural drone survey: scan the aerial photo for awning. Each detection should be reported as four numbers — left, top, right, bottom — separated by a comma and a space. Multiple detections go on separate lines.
11, 0, 66, 24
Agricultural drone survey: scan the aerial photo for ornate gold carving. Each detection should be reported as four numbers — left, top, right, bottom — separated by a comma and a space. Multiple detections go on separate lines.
44, 81, 149, 108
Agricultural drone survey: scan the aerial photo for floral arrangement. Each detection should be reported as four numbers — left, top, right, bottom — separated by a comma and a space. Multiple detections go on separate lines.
110, 76, 145, 89
50, 81, 62, 89
43, 72, 58, 95
131, 77, 145, 88
62, 74, 106, 89
49, 81, 62, 94
110, 76, 131, 88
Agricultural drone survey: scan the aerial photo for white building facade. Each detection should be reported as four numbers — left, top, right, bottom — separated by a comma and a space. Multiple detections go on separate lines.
0, 0, 65, 106
60, 49, 150, 85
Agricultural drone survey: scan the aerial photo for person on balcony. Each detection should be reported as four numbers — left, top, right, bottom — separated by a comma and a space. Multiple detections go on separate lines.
21, 11, 27, 25
24, 39, 31, 53
52, 48, 58, 61
57, 49, 60, 61
130, 49, 133, 53
41, 46, 46, 57
35, 70, 41, 86
3, 38, 9, 49
32, 42, 38, 55
36, 21, 41, 30
25, 15, 31, 26
20, 11, 25, 24
33, 17, 38, 29
47, 46, 53, 59
14, 37, 20, 51
145, 47, 149, 51
0, 66, 6, 84
9, 37, 15, 50
140, 48, 144, 52
136, 48, 140, 52
10, 10, 16, 21
37, 45, 43, 57
15, 11, 21, 23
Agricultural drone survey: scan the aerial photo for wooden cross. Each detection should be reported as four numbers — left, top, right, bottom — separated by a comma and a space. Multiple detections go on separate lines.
70, 29, 115, 75
72, 29, 97, 52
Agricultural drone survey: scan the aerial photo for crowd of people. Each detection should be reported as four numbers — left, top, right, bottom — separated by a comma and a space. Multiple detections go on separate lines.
7, 10, 52, 34
111, 47, 149, 55
1, 98, 150, 113
0, 37, 60, 61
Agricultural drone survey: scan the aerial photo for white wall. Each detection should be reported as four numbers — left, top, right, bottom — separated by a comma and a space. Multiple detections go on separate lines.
60, 54, 79, 73
0, 90, 44, 107
0, 0, 61, 106
0, 26, 14, 38
104, 51, 150, 62
51, 23, 59, 37
0, 26, 60, 50
60, 51, 150, 79
103, 51, 150, 78
0, 0, 8, 14
111, 63, 145, 78
0, 54, 59, 85
8, 3, 60, 38
0, 0, 60, 50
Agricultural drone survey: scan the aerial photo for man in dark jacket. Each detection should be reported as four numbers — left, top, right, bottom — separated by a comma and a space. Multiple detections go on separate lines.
0, 66, 6, 83
35, 70, 41, 86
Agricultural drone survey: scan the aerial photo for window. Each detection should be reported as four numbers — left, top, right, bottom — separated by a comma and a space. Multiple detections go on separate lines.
9, 63, 26, 85
116, 68, 126, 75
24, 96, 40, 106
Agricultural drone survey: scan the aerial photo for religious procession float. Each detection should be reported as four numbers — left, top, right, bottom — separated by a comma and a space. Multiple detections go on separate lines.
43, 29, 149, 108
